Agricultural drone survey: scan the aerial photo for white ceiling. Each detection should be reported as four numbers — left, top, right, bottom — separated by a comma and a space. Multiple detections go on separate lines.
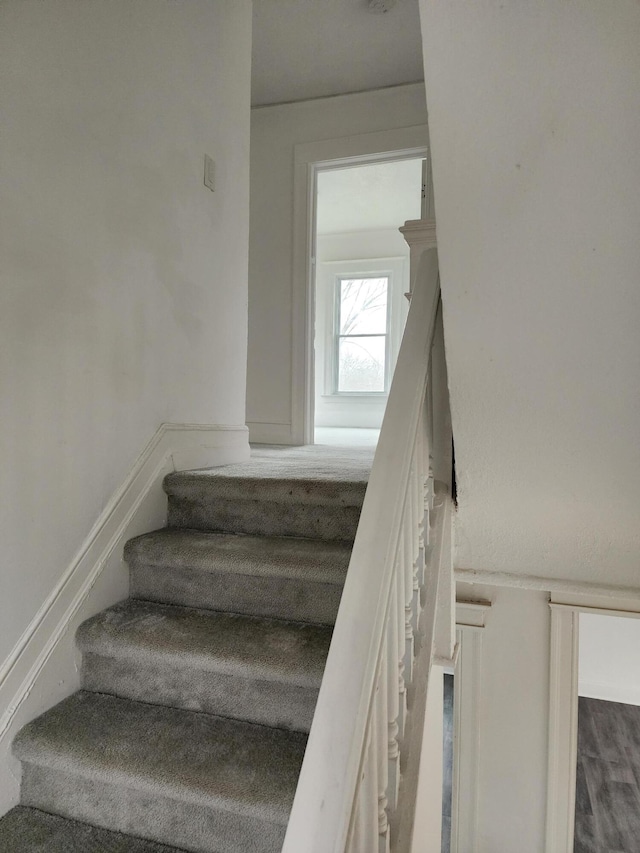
251, 0, 424, 106
316, 159, 423, 235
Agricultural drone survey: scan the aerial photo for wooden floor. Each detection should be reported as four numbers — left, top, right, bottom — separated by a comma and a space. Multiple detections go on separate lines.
575, 696, 640, 852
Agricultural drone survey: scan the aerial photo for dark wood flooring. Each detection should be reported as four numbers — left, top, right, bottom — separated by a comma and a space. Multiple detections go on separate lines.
575, 696, 640, 852
442, 673, 453, 853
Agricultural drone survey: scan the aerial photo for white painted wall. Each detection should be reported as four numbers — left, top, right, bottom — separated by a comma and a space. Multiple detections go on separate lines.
314, 231, 410, 429
0, 0, 251, 696
420, 2, 640, 587
247, 83, 428, 443
579, 613, 640, 706
457, 584, 550, 853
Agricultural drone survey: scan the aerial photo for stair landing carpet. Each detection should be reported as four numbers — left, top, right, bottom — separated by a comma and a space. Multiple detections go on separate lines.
0, 445, 373, 853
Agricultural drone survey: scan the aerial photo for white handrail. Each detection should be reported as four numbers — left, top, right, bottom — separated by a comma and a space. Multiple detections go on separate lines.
283, 237, 453, 853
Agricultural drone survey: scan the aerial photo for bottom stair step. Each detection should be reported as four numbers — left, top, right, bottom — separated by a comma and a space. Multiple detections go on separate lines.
0, 806, 185, 853
12, 692, 307, 853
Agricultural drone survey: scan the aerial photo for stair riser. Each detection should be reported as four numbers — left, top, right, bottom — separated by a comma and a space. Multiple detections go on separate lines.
168, 497, 361, 540
131, 565, 343, 625
81, 653, 319, 732
21, 764, 287, 853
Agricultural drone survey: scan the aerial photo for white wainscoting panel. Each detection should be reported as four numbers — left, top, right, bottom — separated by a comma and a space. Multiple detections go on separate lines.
450, 600, 490, 853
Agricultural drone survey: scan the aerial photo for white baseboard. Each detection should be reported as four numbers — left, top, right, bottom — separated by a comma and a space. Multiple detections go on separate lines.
0, 422, 249, 813
456, 567, 640, 602
247, 421, 297, 445
579, 681, 640, 707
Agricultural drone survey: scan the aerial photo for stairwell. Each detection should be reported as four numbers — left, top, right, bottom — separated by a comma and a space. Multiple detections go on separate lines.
0, 445, 373, 853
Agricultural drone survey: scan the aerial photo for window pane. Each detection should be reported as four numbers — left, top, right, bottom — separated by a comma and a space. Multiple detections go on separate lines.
338, 336, 386, 392
339, 278, 388, 335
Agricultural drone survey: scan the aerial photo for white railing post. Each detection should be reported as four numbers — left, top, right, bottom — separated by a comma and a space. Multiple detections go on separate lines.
398, 219, 437, 299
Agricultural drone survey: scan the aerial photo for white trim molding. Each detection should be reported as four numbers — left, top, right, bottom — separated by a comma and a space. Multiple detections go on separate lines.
291, 124, 430, 444
456, 567, 640, 604
546, 604, 579, 853
545, 594, 640, 853
246, 421, 295, 445
450, 599, 491, 853
0, 422, 249, 812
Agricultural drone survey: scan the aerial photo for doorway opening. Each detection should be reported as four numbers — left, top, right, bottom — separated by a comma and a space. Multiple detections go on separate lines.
575, 611, 640, 851
311, 157, 425, 447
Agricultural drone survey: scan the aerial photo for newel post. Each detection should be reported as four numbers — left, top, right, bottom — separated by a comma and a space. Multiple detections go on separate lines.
399, 218, 437, 300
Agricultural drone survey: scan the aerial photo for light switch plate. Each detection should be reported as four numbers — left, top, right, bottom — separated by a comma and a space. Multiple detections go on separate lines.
204, 154, 215, 191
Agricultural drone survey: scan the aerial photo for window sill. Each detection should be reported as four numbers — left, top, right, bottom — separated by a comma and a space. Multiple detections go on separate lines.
320, 393, 388, 402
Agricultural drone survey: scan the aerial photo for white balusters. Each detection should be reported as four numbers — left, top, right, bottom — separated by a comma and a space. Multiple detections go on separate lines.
280, 228, 449, 853
426, 351, 435, 492
365, 723, 379, 852
386, 593, 401, 813
396, 557, 407, 739
415, 419, 429, 590
403, 512, 415, 684
374, 673, 390, 853
409, 488, 421, 634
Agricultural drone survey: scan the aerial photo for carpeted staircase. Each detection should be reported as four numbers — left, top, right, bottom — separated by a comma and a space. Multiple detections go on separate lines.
0, 447, 372, 852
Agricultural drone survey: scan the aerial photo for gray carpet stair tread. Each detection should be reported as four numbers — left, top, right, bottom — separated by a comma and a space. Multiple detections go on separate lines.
127, 529, 347, 625
0, 807, 185, 853
125, 528, 351, 585
77, 600, 331, 687
13, 692, 307, 824
164, 447, 370, 507
5, 445, 365, 849
169, 445, 371, 488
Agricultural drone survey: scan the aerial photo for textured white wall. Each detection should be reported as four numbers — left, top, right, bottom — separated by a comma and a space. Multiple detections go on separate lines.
420, 1, 640, 586
580, 613, 640, 705
0, 1, 251, 669
247, 83, 428, 441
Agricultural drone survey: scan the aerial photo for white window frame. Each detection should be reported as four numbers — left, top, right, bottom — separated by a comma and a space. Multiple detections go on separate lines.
331, 274, 392, 396
316, 257, 407, 403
